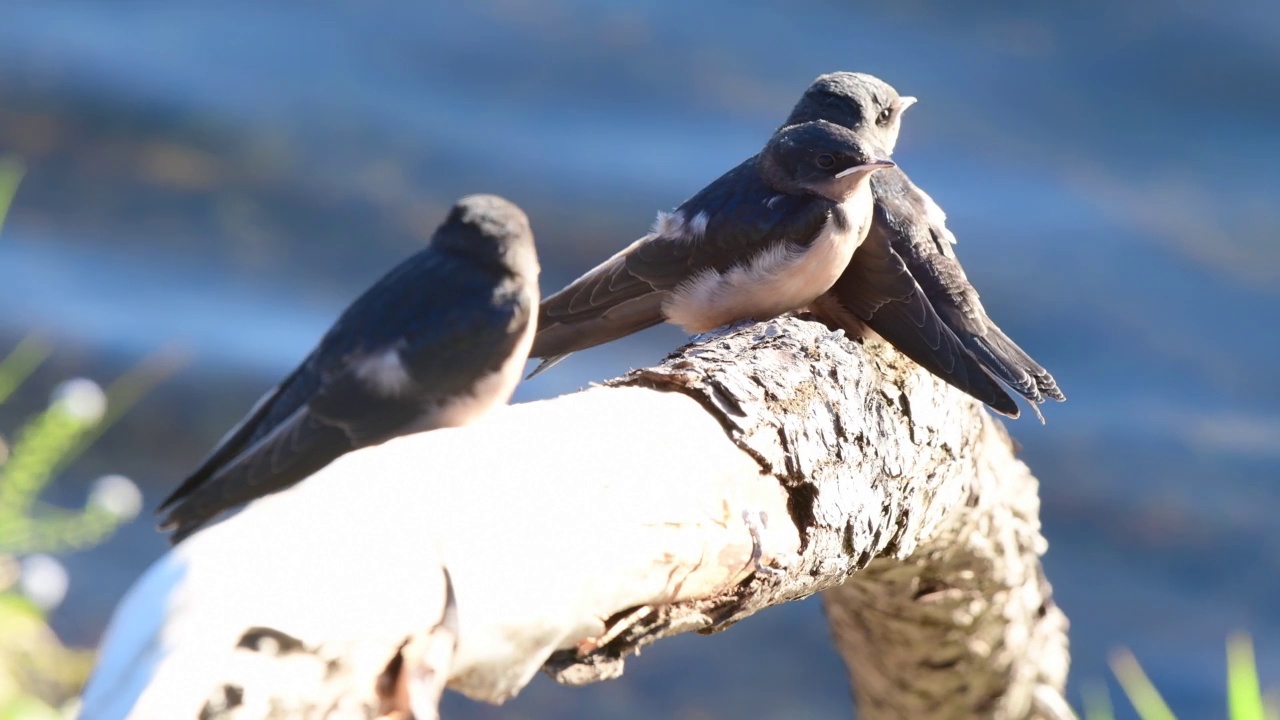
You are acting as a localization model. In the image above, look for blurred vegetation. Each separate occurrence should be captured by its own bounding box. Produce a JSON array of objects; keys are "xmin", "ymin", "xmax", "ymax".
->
[
  {"xmin": 0, "ymin": 158, "xmax": 178, "ymax": 717},
  {"xmin": 1081, "ymin": 634, "xmax": 1277, "ymax": 720}
]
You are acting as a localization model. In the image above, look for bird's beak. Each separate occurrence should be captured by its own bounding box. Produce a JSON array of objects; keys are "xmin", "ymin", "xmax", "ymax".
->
[
  {"xmin": 900, "ymin": 96, "xmax": 918, "ymax": 111},
  {"xmin": 835, "ymin": 158, "xmax": 895, "ymax": 178}
]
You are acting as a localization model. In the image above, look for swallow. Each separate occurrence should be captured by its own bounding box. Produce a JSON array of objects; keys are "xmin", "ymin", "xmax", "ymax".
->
[
  {"xmin": 158, "ymin": 194, "xmax": 540, "ymax": 542},
  {"xmin": 528, "ymin": 120, "xmax": 895, "ymax": 374},
  {"xmin": 787, "ymin": 72, "xmax": 1065, "ymax": 418}
]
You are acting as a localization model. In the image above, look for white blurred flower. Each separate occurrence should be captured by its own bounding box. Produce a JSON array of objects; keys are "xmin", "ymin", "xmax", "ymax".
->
[
  {"xmin": 19, "ymin": 553, "xmax": 69, "ymax": 611},
  {"xmin": 51, "ymin": 377, "xmax": 107, "ymax": 424},
  {"xmin": 90, "ymin": 474, "xmax": 142, "ymax": 521}
]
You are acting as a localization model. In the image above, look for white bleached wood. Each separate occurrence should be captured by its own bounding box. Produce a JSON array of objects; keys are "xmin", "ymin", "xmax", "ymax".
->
[
  {"xmin": 81, "ymin": 315, "xmax": 1068, "ymax": 720},
  {"xmin": 81, "ymin": 385, "xmax": 789, "ymax": 719}
]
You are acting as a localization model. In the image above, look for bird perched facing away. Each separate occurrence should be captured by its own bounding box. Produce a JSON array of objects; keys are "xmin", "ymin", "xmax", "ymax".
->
[
  {"xmin": 788, "ymin": 71, "xmax": 1065, "ymax": 419},
  {"xmin": 158, "ymin": 194, "xmax": 540, "ymax": 542},
  {"xmin": 529, "ymin": 120, "xmax": 894, "ymax": 374}
]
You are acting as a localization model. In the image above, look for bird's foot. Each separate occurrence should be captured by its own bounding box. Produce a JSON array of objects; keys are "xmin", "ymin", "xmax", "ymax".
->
[{"xmin": 691, "ymin": 318, "xmax": 758, "ymax": 344}]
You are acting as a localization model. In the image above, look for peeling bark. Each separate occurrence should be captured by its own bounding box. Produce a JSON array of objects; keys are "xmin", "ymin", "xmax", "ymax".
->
[
  {"xmin": 81, "ymin": 316, "xmax": 1069, "ymax": 720},
  {"xmin": 544, "ymin": 319, "xmax": 1070, "ymax": 720}
]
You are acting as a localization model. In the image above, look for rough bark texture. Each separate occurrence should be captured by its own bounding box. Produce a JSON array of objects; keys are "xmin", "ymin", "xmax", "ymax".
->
[
  {"xmin": 544, "ymin": 318, "xmax": 1071, "ymax": 720},
  {"xmin": 822, "ymin": 419, "xmax": 1072, "ymax": 720},
  {"xmin": 82, "ymin": 316, "xmax": 1071, "ymax": 720}
]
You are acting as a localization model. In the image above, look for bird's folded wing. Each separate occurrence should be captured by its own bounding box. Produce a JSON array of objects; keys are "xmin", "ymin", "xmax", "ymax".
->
[
  {"xmin": 161, "ymin": 253, "xmax": 528, "ymax": 538},
  {"xmin": 157, "ymin": 363, "xmax": 320, "ymax": 514},
  {"xmin": 624, "ymin": 161, "xmax": 831, "ymax": 285},
  {"xmin": 876, "ymin": 171, "xmax": 1063, "ymax": 404},
  {"xmin": 817, "ymin": 222, "xmax": 1021, "ymax": 418},
  {"xmin": 159, "ymin": 406, "xmax": 358, "ymax": 542},
  {"xmin": 158, "ymin": 250, "xmax": 451, "ymax": 515},
  {"xmin": 532, "ymin": 159, "xmax": 830, "ymax": 359}
]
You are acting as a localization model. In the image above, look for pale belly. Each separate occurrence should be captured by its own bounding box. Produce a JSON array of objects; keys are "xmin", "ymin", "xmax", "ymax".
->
[
  {"xmin": 663, "ymin": 188, "xmax": 873, "ymax": 334},
  {"xmin": 430, "ymin": 307, "xmax": 537, "ymax": 429}
]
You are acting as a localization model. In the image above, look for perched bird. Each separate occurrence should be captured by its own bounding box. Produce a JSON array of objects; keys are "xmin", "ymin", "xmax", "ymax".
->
[
  {"xmin": 788, "ymin": 72, "xmax": 1065, "ymax": 418},
  {"xmin": 529, "ymin": 120, "xmax": 894, "ymax": 374},
  {"xmin": 158, "ymin": 194, "xmax": 540, "ymax": 542}
]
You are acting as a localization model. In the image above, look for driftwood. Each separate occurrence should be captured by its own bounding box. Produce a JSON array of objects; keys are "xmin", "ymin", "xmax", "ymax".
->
[{"xmin": 80, "ymin": 316, "xmax": 1070, "ymax": 720}]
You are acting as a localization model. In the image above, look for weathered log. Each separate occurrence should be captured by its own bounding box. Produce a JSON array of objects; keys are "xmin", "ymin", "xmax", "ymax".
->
[{"xmin": 79, "ymin": 316, "xmax": 1070, "ymax": 720}]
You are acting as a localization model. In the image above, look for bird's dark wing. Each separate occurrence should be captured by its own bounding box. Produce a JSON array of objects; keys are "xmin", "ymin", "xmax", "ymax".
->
[
  {"xmin": 871, "ymin": 167, "xmax": 1065, "ymax": 406},
  {"xmin": 160, "ymin": 250, "xmax": 530, "ymax": 541},
  {"xmin": 156, "ymin": 361, "xmax": 322, "ymax": 516},
  {"xmin": 531, "ymin": 159, "xmax": 830, "ymax": 361},
  {"xmin": 306, "ymin": 268, "xmax": 533, "ymax": 445},
  {"xmin": 530, "ymin": 238, "xmax": 669, "ymax": 359},
  {"xmin": 625, "ymin": 161, "xmax": 832, "ymax": 286},
  {"xmin": 814, "ymin": 219, "xmax": 1020, "ymax": 417}
]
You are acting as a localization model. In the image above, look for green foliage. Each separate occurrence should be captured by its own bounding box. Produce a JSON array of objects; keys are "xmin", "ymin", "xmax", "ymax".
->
[
  {"xmin": 0, "ymin": 156, "xmax": 177, "ymax": 716},
  {"xmin": 0, "ymin": 351, "xmax": 179, "ymax": 554},
  {"xmin": 0, "ymin": 338, "xmax": 49, "ymax": 406},
  {"xmin": 0, "ymin": 592, "xmax": 90, "ymax": 719},
  {"xmin": 1082, "ymin": 680, "xmax": 1117, "ymax": 720},
  {"xmin": 1228, "ymin": 633, "xmax": 1268, "ymax": 720},
  {"xmin": 1108, "ymin": 648, "xmax": 1178, "ymax": 720},
  {"xmin": 1081, "ymin": 635, "xmax": 1277, "ymax": 720},
  {"xmin": 0, "ymin": 158, "xmax": 21, "ymax": 233}
]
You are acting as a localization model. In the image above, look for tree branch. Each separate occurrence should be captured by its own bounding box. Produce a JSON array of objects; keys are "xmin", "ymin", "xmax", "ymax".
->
[{"xmin": 80, "ymin": 316, "xmax": 1070, "ymax": 720}]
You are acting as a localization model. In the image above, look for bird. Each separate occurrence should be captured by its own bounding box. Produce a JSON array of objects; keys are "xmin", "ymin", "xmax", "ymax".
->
[
  {"xmin": 527, "ymin": 119, "xmax": 895, "ymax": 375},
  {"xmin": 786, "ymin": 72, "xmax": 1065, "ymax": 418},
  {"xmin": 157, "ymin": 194, "xmax": 541, "ymax": 542}
]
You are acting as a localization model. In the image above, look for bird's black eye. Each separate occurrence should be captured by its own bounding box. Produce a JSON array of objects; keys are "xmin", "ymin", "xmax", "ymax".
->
[
  {"xmin": 877, "ymin": 107, "xmax": 894, "ymax": 126},
  {"xmin": 816, "ymin": 154, "xmax": 836, "ymax": 169}
]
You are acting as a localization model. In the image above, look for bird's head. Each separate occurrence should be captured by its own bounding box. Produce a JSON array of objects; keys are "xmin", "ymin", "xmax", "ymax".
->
[
  {"xmin": 433, "ymin": 194, "xmax": 540, "ymax": 280},
  {"xmin": 782, "ymin": 72, "xmax": 916, "ymax": 157},
  {"xmin": 760, "ymin": 120, "xmax": 895, "ymax": 202}
]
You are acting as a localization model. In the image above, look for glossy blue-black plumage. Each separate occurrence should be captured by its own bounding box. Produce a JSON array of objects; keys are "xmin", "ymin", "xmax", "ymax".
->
[
  {"xmin": 538, "ymin": 160, "xmax": 834, "ymax": 339},
  {"xmin": 628, "ymin": 161, "xmax": 838, "ymax": 286},
  {"xmin": 159, "ymin": 196, "xmax": 537, "ymax": 542},
  {"xmin": 814, "ymin": 199, "xmax": 1021, "ymax": 417},
  {"xmin": 867, "ymin": 169, "xmax": 1063, "ymax": 406},
  {"xmin": 530, "ymin": 120, "xmax": 883, "ymax": 365},
  {"xmin": 786, "ymin": 71, "xmax": 1064, "ymax": 416}
]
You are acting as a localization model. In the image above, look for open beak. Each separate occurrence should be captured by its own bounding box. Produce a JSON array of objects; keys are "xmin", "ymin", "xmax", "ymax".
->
[
  {"xmin": 899, "ymin": 96, "xmax": 918, "ymax": 111},
  {"xmin": 835, "ymin": 158, "xmax": 895, "ymax": 178}
]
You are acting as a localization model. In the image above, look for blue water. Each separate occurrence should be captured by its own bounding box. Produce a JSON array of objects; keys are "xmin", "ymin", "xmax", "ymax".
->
[{"xmin": 1, "ymin": 2, "xmax": 1278, "ymax": 717}]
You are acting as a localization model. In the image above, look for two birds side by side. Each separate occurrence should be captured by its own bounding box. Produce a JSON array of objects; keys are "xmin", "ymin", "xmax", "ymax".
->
[
  {"xmin": 531, "ymin": 72, "xmax": 1063, "ymax": 417},
  {"xmin": 155, "ymin": 71, "xmax": 1064, "ymax": 542}
]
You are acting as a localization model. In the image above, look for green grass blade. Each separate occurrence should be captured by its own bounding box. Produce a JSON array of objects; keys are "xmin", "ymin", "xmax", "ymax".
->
[
  {"xmin": 0, "ymin": 348, "xmax": 185, "ymax": 553},
  {"xmin": 0, "ymin": 337, "xmax": 51, "ymax": 405},
  {"xmin": 1082, "ymin": 681, "xmax": 1116, "ymax": 720},
  {"xmin": 1110, "ymin": 648, "xmax": 1178, "ymax": 720},
  {"xmin": 0, "ymin": 401, "xmax": 99, "ymax": 523},
  {"xmin": 0, "ymin": 503, "xmax": 124, "ymax": 554},
  {"xmin": 1228, "ymin": 633, "xmax": 1266, "ymax": 720},
  {"xmin": 0, "ymin": 156, "xmax": 23, "ymax": 230},
  {"xmin": 53, "ymin": 346, "xmax": 189, "ymax": 478}
]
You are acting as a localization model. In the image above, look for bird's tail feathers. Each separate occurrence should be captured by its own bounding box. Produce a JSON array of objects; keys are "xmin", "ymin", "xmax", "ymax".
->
[
  {"xmin": 159, "ymin": 410, "xmax": 350, "ymax": 543},
  {"xmin": 966, "ymin": 327, "xmax": 1065, "ymax": 410},
  {"xmin": 526, "ymin": 354, "xmax": 571, "ymax": 379},
  {"xmin": 528, "ymin": 292, "xmax": 666, "ymax": 364}
]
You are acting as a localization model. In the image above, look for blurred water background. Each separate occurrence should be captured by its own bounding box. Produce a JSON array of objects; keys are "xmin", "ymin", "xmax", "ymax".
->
[{"xmin": 1, "ymin": 1, "xmax": 1277, "ymax": 717}]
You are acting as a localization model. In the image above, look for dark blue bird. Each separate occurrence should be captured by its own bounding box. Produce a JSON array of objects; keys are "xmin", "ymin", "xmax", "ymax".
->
[
  {"xmin": 529, "ymin": 120, "xmax": 894, "ymax": 374},
  {"xmin": 158, "ymin": 194, "xmax": 540, "ymax": 542},
  {"xmin": 790, "ymin": 72, "xmax": 1065, "ymax": 419}
]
